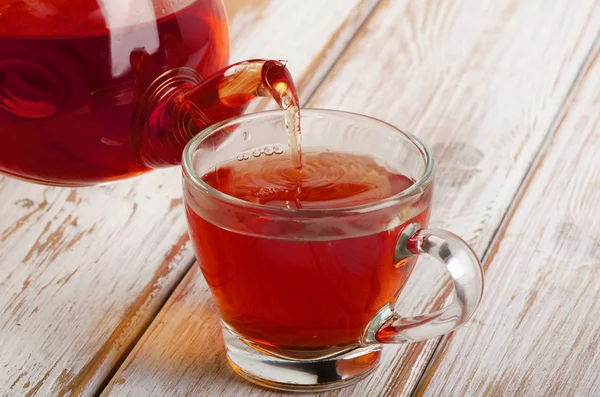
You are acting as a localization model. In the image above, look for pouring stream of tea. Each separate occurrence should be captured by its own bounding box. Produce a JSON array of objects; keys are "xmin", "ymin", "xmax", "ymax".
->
[
  {"xmin": 280, "ymin": 91, "xmax": 302, "ymax": 169},
  {"xmin": 257, "ymin": 63, "xmax": 304, "ymax": 207}
]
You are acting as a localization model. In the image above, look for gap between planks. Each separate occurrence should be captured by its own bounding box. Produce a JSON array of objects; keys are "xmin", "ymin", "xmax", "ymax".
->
[
  {"xmin": 249, "ymin": 0, "xmax": 383, "ymax": 112},
  {"xmin": 92, "ymin": 239, "xmax": 193, "ymax": 397},
  {"xmin": 411, "ymin": 29, "xmax": 600, "ymax": 397}
]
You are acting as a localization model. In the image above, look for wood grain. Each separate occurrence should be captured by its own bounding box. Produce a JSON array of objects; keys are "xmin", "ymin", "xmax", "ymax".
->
[
  {"xmin": 415, "ymin": 36, "xmax": 600, "ymax": 397},
  {"xmin": 102, "ymin": 0, "xmax": 600, "ymax": 396},
  {"xmin": 0, "ymin": 1, "xmax": 372, "ymax": 395},
  {"xmin": 225, "ymin": 0, "xmax": 379, "ymax": 100}
]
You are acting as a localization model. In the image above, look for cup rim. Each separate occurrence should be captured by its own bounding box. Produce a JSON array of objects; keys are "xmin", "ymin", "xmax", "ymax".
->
[{"xmin": 182, "ymin": 108, "xmax": 434, "ymax": 216}]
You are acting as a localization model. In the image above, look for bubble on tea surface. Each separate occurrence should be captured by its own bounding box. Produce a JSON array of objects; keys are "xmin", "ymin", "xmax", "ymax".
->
[
  {"xmin": 264, "ymin": 146, "xmax": 274, "ymax": 156},
  {"xmin": 252, "ymin": 149, "xmax": 261, "ymax": 157},
  {"xmin": 236, "ymin": 154, "xmax": 244, "ymax": 161},
  {"xmin": 274, "ymin": 146, "xmax": 284, "ymax": 154},
  {"xmin": 243, "ymin": 153, "xmax": 250, "ymax": 160}
]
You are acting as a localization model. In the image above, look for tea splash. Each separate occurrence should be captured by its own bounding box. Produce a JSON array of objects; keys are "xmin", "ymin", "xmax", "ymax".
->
[{"xmin": 205, "ymin": 150, "xmax": 412, "ymax": 209}]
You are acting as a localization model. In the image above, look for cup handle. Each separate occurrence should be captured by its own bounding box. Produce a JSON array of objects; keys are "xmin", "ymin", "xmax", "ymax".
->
[{"xmin": 361, "ymin": 224, "xmax": 484, "ymax": 345}]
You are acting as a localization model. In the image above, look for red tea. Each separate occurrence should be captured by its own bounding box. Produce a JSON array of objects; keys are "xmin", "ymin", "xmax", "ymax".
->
[
  {"xmin": 0, "ymin": 0, "xmax": 229, "ymax": 184},
  {"xmin": 186, "ymin": 151, "xmax": 430, "ymax": 350}
]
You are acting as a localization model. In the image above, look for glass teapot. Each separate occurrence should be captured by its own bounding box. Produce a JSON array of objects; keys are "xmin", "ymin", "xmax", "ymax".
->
[{"xmin": 0, "ymin": 0, "xmax": 296, "ymax": 186}]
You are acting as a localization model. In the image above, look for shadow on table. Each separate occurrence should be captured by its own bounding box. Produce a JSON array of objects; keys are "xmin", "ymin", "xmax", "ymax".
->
[{"xmin": 110, "ymin": 273, "xmax": 257, "ymax": 395}]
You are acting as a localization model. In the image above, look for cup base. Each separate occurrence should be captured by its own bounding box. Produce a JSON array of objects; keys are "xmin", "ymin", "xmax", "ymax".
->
[{"xmin": 222, "ymin": 325, "xmax": 382, "ymax": 392}]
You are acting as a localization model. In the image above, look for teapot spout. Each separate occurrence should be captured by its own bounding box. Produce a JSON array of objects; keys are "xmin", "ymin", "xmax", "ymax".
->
[{"xmin": 132, "ymin": 60, "xmax": 297, "ymax": 169}]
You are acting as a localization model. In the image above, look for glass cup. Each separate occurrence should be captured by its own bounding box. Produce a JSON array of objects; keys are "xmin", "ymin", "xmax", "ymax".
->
[{"xmin": 182, "ymin": 109, "xmax": 484, "ymax": 392}]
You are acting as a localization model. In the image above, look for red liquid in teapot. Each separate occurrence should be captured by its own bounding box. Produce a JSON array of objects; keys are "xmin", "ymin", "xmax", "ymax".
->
[
  {"xmin": 185, "ymin": 151, "xmax": 430, "ymax": 349},
  {"xmin": 0, "ymin": 0, "xmax": 229, "ymax": 185}
]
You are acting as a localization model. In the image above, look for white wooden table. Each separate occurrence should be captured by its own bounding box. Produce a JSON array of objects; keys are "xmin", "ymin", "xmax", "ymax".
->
[{"xmin": 2, "ymin": 1, "xmax": 600, "ymax": 396}]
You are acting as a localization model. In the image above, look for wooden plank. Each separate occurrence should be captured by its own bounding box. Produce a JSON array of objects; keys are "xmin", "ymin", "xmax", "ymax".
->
[
  {"xmin": 225, "ymin": 0, "xmax": 381, "ymax": 101},
  {"xmin": 415, "ymin": 38, "xmax": 600, "ymax": 397},
  {"xmin": 102, "ymin": 0, "xmax": 600, "ymax": 396},
  {"xmin": 0, "ymin": 1, "xmax": 373, "ymax": 395}
]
